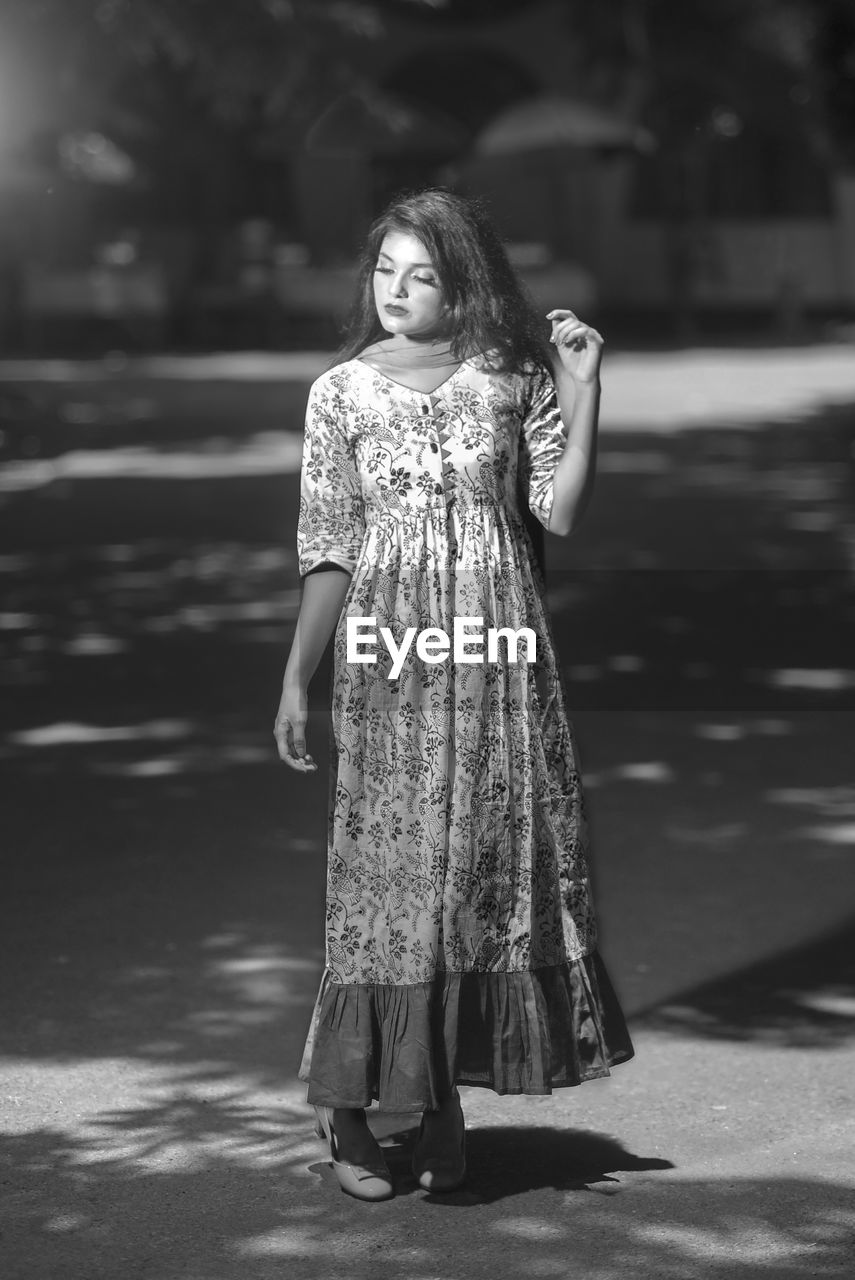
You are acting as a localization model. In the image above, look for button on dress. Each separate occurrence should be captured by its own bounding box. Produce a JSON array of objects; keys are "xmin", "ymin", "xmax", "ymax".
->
[{"xmin": 296, "ymin": 354, "xmax": 633, "ymax": 1111}]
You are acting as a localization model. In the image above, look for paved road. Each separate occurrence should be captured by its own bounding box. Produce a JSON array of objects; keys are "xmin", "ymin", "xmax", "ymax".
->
[{"xmin": 1, "ymin": 344, "xmax": 854, "ymax": 1278}]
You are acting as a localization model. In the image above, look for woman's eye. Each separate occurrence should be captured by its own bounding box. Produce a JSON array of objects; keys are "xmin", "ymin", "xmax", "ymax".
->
[{"xmin": 373, "ymin": 264, "xmax": 438, "ymax": 287}]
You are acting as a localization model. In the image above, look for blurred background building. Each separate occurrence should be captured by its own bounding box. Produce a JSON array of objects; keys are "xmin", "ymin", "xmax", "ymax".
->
[{"xmin": 1, "ymin": 0, "xmax": 854, "ymax": 350}]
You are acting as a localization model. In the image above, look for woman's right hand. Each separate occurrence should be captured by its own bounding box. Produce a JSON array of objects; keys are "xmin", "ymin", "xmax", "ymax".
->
[
  {"xmin": 273, "ymin": 682, "xmax": 316, "ymax": 772},
  {"xmin": 274, "ymin": 566, "xmax": 350, "ymax": 773}
]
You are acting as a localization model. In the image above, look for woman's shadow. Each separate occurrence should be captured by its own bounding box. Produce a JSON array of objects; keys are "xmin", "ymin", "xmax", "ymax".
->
[{"xmin": 375, "ymin": 1120, "xmax": 674, "ymax": 1203}]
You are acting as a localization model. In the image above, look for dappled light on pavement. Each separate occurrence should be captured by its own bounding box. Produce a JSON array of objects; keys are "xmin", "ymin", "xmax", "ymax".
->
[
  {"xmin": 766, "ymin": 666, "xmax": 855, "ymax": 691},
  {"xmin": 2, "ymin": 342, "xmax": 855, "ymax": 1280},
  {"xmin": 0, "ymin": 432, "xmax": 305, "ymax": 493}
]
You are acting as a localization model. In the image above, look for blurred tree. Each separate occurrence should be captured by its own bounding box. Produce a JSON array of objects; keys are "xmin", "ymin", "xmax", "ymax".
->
[
  {"xmin": 7, "ymin": 1, "xmax": 848, "ymax": 179},
  {"xmin": 1, "ymin": 0, "xmax": 440, "ymax": 224},
  {"xmin": 6, "ymin": 1, "xmax": 391, "ymax": 129},
  {"xmin": 4, "ymin": 0, "xmax": 852, "ymax": 306},
  {"xmin": 809, "ymin": 0, "xmax": 855, "ymax": 170},
  {"xmin": 550, "ymin": 0, "xmax": 844, "ymax": 337}
]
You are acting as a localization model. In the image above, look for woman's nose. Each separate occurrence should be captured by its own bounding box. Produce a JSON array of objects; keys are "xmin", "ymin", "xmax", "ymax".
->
[{"xmin": 389, "ymin": 273, "xmax": 408, "ymax": 297}]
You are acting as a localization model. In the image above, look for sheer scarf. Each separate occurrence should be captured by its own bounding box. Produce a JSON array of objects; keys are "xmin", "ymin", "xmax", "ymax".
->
[{"xmin": 356, "ymin": 335, "xmax": 462, "ymax": 391}]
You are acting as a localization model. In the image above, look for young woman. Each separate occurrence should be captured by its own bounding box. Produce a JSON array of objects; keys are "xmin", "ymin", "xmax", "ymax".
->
[{"xmin": 275, "ymin": 188, "xmax": 633, "ymax": 1201}]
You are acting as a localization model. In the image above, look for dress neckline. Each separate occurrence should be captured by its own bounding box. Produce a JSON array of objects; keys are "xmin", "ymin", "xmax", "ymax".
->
[{"xmin": 354, "ymin": 356, "xmax": 466, "ymax": 397}]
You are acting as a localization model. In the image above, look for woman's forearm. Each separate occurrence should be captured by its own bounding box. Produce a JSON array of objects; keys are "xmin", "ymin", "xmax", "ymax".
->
[
  {"xmin": 549, "ymin": 371, "xmax": 601, "ymax": 537},
  {"xmin": 283, "ymin": 567, "xmax": 351, "ymax": 690}
]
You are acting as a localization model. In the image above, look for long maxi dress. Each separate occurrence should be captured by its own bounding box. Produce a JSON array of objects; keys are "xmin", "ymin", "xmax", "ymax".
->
[{"xmin": 296, "ymin": 352, "xmax": 633, "ymax": 1112}]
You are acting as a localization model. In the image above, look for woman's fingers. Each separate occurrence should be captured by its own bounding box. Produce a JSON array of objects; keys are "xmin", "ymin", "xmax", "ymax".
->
[
  {"xmin": 274, "ymin": 683, "xmax": 316, "ymax": 772},
  {"xmin": 274, "ymin": 715, "xmax": 316, "ymax": 771},
  {"xmin": 547, "ymin": 310, "xmax": 605, "ymax": 381},
  {"xmin": 550, "ymin": 320, "xmax": 603, "ymax": 348},
  {"xmin": 551, "ymin": 324, "xmax": 587, "ymax": 347},
  {"xmin": 551, "ymin": 322, "xmax": 585, "ymax": 344},
  {"xmin": 291, "ymin": 720, "xmax": 313, "ymax": 765},
  {"xmin": 553, "ymin": 318, "xmax": 597, "ymax": 339},
  {"xmin": 273, "ymin": 718, "xmax": 291, "ymax": 764},
  {"xmin": 547, "ymin": 310, "xmax": 603, "ymax": 345}
]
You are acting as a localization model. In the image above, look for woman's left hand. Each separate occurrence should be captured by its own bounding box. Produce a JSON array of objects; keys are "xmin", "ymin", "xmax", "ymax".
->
[{"xmin": 547, "ymin": 310, "xmax": 604, "ymax": 383}]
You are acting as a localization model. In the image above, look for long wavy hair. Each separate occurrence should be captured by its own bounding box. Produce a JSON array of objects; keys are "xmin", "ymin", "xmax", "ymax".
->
[
  {"xmin": 333, "ymin": 188, "xmax": 552, "ymax": 576},
  {"xmin": 334, "ymin": 188, "xmax": 551, "ymax": 370}
]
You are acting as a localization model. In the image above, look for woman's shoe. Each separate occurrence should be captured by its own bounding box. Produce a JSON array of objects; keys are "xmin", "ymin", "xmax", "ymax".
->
[
  {"xmin": 412, "ymin": 1089, "xmax": 467, "ymax": 1191},
  {"xmin": 314, "ymin": 1106, "xmax": 395, "ymax": 1202}
]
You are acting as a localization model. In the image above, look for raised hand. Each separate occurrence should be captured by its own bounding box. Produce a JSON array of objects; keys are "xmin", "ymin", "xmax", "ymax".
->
[{"xmin": 547, "ymin": 309, "xmax": 604, "ymax": 384}]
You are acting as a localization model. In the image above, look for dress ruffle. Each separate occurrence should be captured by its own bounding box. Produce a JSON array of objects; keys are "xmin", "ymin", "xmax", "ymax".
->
[{"xmin": 298, "ymin": 953, "xmax": 634, "ymax": 1112}]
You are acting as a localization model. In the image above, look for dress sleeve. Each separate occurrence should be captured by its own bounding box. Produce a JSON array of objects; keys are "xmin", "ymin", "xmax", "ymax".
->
[
  {"xmin": 296, "ymin": 374, "xmax": 366, "ymax": 578},
  {"xmin": 518, "ymin": 363, "xmax": 568, "ymax": 531}
]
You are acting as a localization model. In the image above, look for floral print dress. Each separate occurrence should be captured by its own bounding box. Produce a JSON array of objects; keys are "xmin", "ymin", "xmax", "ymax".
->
[{"xmin": 296, "ymin": 355, "xmax": 633, "ymax": 1111}]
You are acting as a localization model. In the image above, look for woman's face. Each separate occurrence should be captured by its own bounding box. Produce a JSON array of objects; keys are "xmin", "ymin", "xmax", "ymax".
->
[{"xmin": 372, "ymin": 231, "xmax": 449, "ymax": 340}]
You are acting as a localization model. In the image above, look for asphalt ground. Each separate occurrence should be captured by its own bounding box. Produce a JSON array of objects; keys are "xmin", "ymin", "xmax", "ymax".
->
[{"xmin": 1, "ymin": 342, "xmax": 854, "ymax": 1279}]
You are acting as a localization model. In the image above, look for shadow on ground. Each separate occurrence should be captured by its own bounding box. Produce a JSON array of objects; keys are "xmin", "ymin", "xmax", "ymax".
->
[
  {"xmin": 638, "ymin": 913, "xmax": 855, "ymax": 1046},
  {"xmin": 3, "ymin": 1115, "xmax": 853, "ymax": 1280}
]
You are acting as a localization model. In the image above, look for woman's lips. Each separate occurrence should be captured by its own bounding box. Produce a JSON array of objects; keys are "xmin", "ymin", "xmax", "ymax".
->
[{"xmin": 384, "ymin": 304, "xmax": 408, "ymax": 315}]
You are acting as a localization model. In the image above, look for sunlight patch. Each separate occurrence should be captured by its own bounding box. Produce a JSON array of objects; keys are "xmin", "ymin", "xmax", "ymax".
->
[
  {"xmin": 0, "ymin": 432, "xmax": 303, "ymax": 491},
  {"xmin": 746, "ymin": 718, "xmax": 793, "ymax": 736},
  {"xmin": 0, "ymin": 351, "xmax": 332, "ymax": 381},
  {"xmin": 602, "ymin": 343, "xmax": 855, "ymax": 432},
  {"xmin": 695, "ymin": 723, "xmax": 745, "ymax": 741},
  {"xmin": 45, "ymin": 1213, "xmax": 89, "ymax": 1233},
  {"xmin": 766, "ymin": 667, "xmax": 855, "ymax": 691},
  {"xmin": 62, "ymin": 632, "xmax": 128, "ymax": 656},
  {"xmin": 493, "ymin": 1218, "xmax": 566, "ymax": 1241},
  {"xmin": 111, "ymin": 757, "xmax": 185, "ymax": 778},
  {"xmin": 764, "ymin": 786, "xmax": 855, "ymax": 817},
  {"xmin": 613, "ymin": 761, "xmax": 675, "ymax": 783},
  {"xmin": 798, "ymin": 822, "xmax": 855, "ymax": 846},
  {"xmin": 210, "ymin": 956, "xmax": 319, "ymax": 975},
  {"xmin": 8, "ymin": 719, "xmax": 190, "ymax": 747},
  {"xmin": 635, "ymin": 1215, "xmax": 852, "ymax": 1264},
  {"xmin": 792, "ymin": 992, "xmax": 855, "ymax": 1017},
  {"xmin": 0, "ymin": 612, "xmax": 40, "ymax": 630},
  {"xmin": 232, "ymin": 1228, "xmax": 341, "ymax": 1259},
  {"xmin": 6, "ymin": 346, "xmax": 855, "ymax": 436},
  {"xmin": 168, "ymin": 596, "xmax": 300, "ymax": 627}
]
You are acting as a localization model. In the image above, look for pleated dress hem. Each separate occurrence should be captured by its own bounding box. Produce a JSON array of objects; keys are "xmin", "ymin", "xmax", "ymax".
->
[{"xmin": 298, "ymin": 952, "xmax": 634, "ymax": 1113}]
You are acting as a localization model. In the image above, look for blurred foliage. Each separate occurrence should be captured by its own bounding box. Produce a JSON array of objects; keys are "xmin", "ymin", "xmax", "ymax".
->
[
  {"xmin": 5, "ymin": 0, "xmax": 853, "ymax": 162},
  {"xmin": 3, "ymin": 0, "xmax": 854, "ymax": 232},
  {"xmin": 810, "ymin": 0, "xmax": 855, "ymax": 167},
  {"xmin": 4, "ymin": 0, "xmax": 406, "ymax": 136},
  {"xmin": 554, "ymin": 0, "xmax": 841, "ymax": 158},
  {"xmin": 542, "ymin": 0, "xmax": 855, "ymax": 336},
  {"xmin": 0, "ymin": 0, "xmax": 444, "ymax": 221}
]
